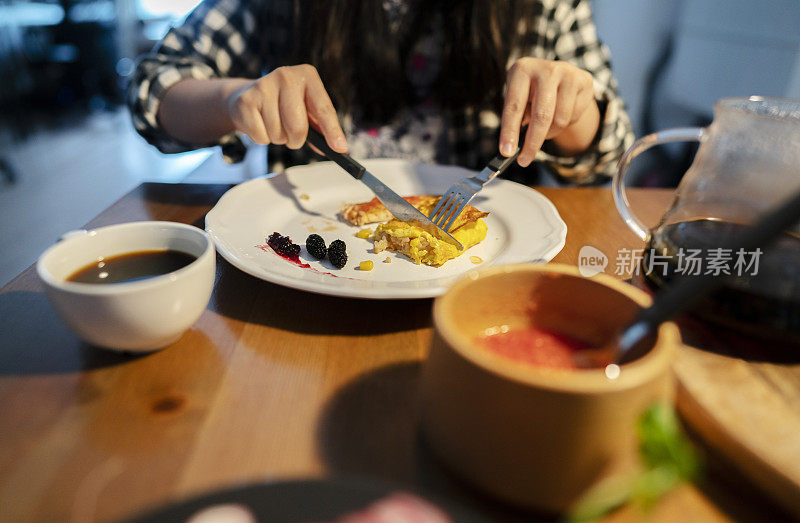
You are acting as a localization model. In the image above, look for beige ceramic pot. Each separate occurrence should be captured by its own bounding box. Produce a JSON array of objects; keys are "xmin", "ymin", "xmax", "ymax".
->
[{"xmin": 420, "ymin": 264, "xmax": 679, "ymax": 513}]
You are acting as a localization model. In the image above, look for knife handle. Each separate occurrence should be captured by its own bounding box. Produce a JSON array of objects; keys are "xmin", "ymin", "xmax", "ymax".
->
[{"xmin": 306, "ymin": 128, "xmax": 365, "ymax": 180}]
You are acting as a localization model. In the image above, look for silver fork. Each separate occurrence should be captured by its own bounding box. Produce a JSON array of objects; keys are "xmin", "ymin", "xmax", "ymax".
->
[{"xmin": 428, "ymin": 148, "xmax": 521, "ymax": 232}]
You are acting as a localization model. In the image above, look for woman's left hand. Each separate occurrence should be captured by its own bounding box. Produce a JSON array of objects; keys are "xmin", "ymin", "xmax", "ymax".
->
[{"xmin": 499, "ymin": 57, "xmax": 601, "ymax": 167}]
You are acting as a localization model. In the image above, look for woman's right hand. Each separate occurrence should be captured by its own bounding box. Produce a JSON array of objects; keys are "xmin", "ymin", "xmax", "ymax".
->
[{"xmin": 226, "ymin": 64, "xmax": 348, "ymax": 153}]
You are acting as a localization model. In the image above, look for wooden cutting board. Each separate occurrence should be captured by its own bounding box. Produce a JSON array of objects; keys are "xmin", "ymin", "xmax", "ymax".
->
[{"xmin": 672, "ymin": 317, "xmax": 800, "ymax": 518}]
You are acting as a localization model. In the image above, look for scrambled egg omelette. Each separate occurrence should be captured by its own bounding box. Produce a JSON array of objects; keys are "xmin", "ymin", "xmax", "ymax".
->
[{"xmin": 368, "ymin": 196, "xmax": 489, "ymax": 266}]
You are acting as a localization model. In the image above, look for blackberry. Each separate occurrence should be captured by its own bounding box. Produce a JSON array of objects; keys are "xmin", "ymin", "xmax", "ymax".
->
[
  {"xmin": 328, "ymin": 239, "xmax": 347, "ymax": 268},
  {"xmin": 267, "ymin": 232, "xmax": 300, "ymax": 258},
  {"xmin": 328, "ymin": 239, "xmax": 346, "ymax": 254},
  {"xmin": 306, "ymin": 234, "xmax": 327, "ymax": 260}
]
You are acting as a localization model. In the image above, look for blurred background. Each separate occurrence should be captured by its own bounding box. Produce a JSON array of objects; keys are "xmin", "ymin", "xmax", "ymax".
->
[{"xmin": 1, "ymin": 0, "xmax": 800, "ymax": 285}]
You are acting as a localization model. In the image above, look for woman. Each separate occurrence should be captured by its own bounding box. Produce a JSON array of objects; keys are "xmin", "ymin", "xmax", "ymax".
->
[{"xmin": 129, "ymin": 0, "xmax": 633, "ymax": 184}]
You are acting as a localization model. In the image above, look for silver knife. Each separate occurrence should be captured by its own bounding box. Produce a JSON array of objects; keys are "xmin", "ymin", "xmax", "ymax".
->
[{"xmin": 306, "ymin": 128, "xmax": 464, "ymax": 250}]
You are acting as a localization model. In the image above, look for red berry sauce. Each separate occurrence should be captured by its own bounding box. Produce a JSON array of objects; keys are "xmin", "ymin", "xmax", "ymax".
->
[{"xmin": 478, "ymin": 326, "xmax": 599, "ymax": 370}]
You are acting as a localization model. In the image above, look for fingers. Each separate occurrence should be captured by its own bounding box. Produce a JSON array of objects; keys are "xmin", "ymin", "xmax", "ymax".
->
[
  {"xmin": 499, "ymin": 66, "xmax": 530, "ymax": 157},
  {"xmin": 229, "ymin": 88, "xmax": 270, "ymax": 145},
  {"xmin": 304, "ymin": 70, "xmax": 348, "ymax": 153},
  {"xmin": 548, "ymin": 77, "xmax": 578, "ymax": 139},
  {"xmin": 520, "ymin": 104, "xmax": 532, "ymax": 127},
  {"xmin": 502, "ymin": 59, "xmax": 598, "ymax": 167},
  {"xmin": 229, "ymin": 65, "xmax": 346, "ymax": 151},
  {"xmin": 237, "ymin": 105, "xmax": 270, "ymax": 145},
  {"xmin": 257, "ymin": 81, "xmax": 284, "ymax": 145},
  {"xmin": 518, "ymin": 75, "xmax": 558, "ymax": 167},
  {"xmin": 278, "ymin": 83, "xmax": 308, "ymax": 149},
  {"xmin": 572, "ymin": 82, "xmax": 594, "ymax": 123}
]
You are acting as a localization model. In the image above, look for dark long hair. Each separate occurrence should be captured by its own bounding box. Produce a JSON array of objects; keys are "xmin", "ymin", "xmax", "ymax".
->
[{"xmin": 293, "ymin": 0, "xmax": 537, "ymax": 124}]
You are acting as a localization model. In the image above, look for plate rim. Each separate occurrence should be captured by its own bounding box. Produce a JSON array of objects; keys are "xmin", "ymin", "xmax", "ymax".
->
[
  {"xmin": 205, "ymin": 160, "xmax": 567, "ymax": 299},
  {"xmin": 129, "ymin": 476, "xmax": 491, "ymax": 522}
]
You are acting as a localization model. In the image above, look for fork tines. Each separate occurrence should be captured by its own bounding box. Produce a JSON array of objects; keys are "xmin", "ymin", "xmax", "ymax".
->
[
  {"xmin": 429, "ymin": 149, "xmax": 520, "ymax": 234},
  {"xmin": 429, "ymin": 187, "xmax": 470, "ymax": 233}
]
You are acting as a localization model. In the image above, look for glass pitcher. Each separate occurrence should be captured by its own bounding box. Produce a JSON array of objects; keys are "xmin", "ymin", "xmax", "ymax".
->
[{"xmin": 613, "ymin": 97, "xmax": 800, "ymax": 341}]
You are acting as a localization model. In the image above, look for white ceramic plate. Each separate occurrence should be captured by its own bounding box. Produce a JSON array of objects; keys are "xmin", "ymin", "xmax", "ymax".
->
[{"xmin": 205, "ymin": 159, "xmax": 566, "ymax": 299}]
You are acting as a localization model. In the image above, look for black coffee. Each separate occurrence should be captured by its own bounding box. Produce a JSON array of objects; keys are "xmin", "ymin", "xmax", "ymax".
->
[
  {"xmin": 643, "ymin": 218, "xmax": 800, "ymax": 340},
  {"xmin": 67, "ymin": 249, "xmax": 196, "ymax": 284}
]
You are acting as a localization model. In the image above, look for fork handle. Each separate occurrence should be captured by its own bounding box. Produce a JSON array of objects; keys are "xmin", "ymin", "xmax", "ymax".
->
[{"xmin": 479, "ymin": 149, "xmax": 521, "ymax": 183}]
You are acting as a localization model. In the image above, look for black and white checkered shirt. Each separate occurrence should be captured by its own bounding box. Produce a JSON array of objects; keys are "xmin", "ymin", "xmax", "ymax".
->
[{"xmin": 129, "ymin": 0, "xmax": 634, "ymax": 184}]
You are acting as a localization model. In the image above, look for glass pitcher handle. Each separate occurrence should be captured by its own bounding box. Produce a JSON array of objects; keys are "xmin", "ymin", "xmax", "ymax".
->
[{"xmin": 612, "ymin": 127, "xmax": 706, "ymax": 241}]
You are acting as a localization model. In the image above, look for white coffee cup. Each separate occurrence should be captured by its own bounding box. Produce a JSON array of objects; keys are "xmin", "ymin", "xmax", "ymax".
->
[{"xmin": 36, "ymin": 221, "xmax": 215, "ymax": 352}]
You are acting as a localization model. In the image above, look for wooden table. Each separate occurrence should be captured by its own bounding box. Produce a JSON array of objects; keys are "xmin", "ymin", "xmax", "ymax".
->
[{"xmin": 0, "ymin": 183, "xmax": 792, "ymax": 522}]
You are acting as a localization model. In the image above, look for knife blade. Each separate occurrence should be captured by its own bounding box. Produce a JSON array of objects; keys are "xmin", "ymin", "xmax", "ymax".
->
[{"xmin": 306, "ymin": 128, "xmax": 464, "ymax": 250}]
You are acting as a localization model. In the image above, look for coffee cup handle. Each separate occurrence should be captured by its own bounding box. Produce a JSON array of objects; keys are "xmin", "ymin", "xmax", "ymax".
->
[{"xmin": 612, "ymin": 127, "xmax": 706, "ymax": 241}]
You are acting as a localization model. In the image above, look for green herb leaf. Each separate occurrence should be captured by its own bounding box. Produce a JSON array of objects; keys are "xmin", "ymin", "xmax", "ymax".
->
[
  {"xmin": 630, "ymin": 466, "xmax": 681, "ymax": 509},
  {"xmin": 638, "ymin": 402, "xmax": 701, "ymax": 482},
  {"xmin": 565, "ymin": 475, "xmax": 637, "ymax": 523},
  {"xmin": 564, "ymin": 402, "xmax": 702, "ymax": 522}
]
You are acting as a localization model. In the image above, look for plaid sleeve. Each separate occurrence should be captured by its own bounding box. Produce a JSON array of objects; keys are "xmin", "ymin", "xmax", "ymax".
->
[
  {"xmin": 535, "ymin": 0, "xmax": 634, "ymax": 184},
  {"xmin": 128, "ymin": 0, "xmax": 266, "ymax": 161}
]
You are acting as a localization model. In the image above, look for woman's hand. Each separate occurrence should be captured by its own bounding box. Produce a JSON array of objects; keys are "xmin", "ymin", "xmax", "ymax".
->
[
  {"xmin": 499, "ymin": 58, "xmax": 600, "ymax": 167},
  {"xmin": 227, "ymin": 64, "xmax": 348, "ymax": 153}
]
